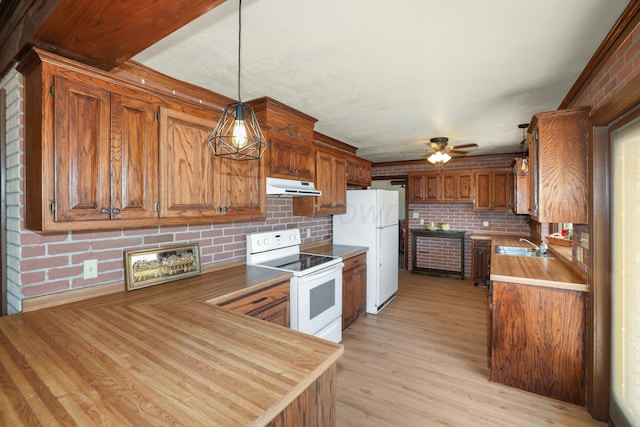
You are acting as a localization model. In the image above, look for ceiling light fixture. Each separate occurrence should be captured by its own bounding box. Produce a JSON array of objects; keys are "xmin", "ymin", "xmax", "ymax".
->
[
  {"xmin": 427, "ymin": 150, "xmax": 452, "ymax": 164},
  {"xmin": 518, "ymin": 123, "xmax": 529, "ymax": 173},
  {"xmin": 208, "ymin": 0, "xmax": 267, "ymax": 161}
]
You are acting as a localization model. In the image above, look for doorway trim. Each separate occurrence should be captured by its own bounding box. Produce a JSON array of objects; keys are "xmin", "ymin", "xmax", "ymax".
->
[
  {"xmin": 1, "ymin": 88, "xmax": 6, "ymax": 316},
  {"xmin": 588, "ymin": 70, "xmax": 640, "ymax": 420}
]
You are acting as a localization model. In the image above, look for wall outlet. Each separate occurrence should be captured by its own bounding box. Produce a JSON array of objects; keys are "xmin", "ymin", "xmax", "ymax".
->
[
  {"xmin": 483, "ymin": 221, "xmax": 489, "ymax": 227},
  {"xmin": 306, "ymin": 228, "xmax": 311, "ymax": 238},
  {"xmin": 83, "ymin": 259, "xmax": 98, "ymax": 280},
  {"xmin": 412, "ymin": 212, "xmax": 420, "ymax": 219},
  {"xmin": 576, "ymin": 247, "xmax": 584, "ymax": 263},
  {"xmin": 420, "ymin": 219, "xmax": 424, "ymax": 225}
]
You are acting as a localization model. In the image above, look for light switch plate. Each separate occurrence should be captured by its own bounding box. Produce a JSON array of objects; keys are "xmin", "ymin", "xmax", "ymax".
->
[
  {"xmin": 83, "ymin": 259, "xmax": 98, "ymax": 280},
  {"xmin": 412, "ymin": 212, "xmax": 419, "ymax": 219}
]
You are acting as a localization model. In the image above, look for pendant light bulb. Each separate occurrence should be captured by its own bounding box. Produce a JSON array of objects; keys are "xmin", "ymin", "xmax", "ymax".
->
[{"xmin": 232, "ymin": 104, "xmax": 248, "ymax": 149}]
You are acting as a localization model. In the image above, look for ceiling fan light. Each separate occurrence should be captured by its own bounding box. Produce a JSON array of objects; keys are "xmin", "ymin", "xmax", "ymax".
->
[{"xmin": 442, "ymin": 152, "xmax": 452, "ymax": 163}]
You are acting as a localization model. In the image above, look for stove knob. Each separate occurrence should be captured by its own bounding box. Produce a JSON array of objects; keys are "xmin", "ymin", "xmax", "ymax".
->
[
  {"xmin": 256, "ymin": 240, "xmax": 261, "ymax": 246},
  {"xmin": 263, "ymin": 239, "xmax": 269, "ymax": 245}
]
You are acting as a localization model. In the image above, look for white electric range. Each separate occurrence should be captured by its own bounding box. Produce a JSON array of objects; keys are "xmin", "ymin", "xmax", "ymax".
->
[{"xmin": 246, "ymin": 228, "xmax": 343, "ymax": 343}]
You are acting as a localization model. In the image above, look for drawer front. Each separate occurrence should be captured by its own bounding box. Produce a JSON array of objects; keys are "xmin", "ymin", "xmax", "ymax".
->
[
  {"xmin": 343, "ymin": 254, "xmax": 366, "ymax": 272},
  {"xmin": 219, "ymin": 282, "xmax": 290, "ymax": 315}
]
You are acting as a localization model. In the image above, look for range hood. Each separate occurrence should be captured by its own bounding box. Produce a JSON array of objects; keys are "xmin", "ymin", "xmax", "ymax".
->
[{"xmin": 266, "ymin": 177, "xmax": 321, "ymax": 197}]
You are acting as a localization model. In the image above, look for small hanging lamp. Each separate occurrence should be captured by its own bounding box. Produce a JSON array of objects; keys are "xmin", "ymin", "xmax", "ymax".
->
[
  {"xmin": 208, "ymin": 0, "xmax": 267, "ymax": 161},
  {"xmin": 518, "ymin": 123, "xmax": 529, "ymax": 173}
]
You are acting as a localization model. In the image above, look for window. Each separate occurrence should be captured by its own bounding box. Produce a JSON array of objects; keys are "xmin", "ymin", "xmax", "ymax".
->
[{"xmin": 611, "ymin": 117, "xmax": 640, "ymax": 426}]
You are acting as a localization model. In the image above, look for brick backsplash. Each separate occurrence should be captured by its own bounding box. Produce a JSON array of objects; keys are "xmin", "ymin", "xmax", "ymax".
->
[{"xmin": 406, "ymin": 203, "xmax": 530, "ymax": 277}]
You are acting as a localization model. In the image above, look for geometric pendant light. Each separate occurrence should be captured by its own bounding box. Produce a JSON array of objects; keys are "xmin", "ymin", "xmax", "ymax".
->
[{"xmin": 208, "ymin": 0, "xmax": 268, "ymax": 160}]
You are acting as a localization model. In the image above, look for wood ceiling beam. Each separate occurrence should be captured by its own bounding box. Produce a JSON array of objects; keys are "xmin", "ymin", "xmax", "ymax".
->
[{"xmin": 0, "ymin": 0, "xmax": 226, "ymax": 76}]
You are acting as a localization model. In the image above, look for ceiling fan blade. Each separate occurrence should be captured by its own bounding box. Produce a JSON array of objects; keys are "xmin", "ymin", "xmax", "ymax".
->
[{"xmin": 449, "ymin": 143, "xmax": 479, "ymax": 151}]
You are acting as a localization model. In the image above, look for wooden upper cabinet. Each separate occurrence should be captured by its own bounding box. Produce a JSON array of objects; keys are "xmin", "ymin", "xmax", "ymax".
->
[
  {"xmin": 474, "ymin": 169, "xmax": 510, "ymax": 211},
  {"xmin": 19, "ymin": 50, "xmax": 162, "ymax": 231},
  {"xmin": 346, "ymin": 156, "xmax": 372, "ymax": 187},
  {"xmin": 442, "ymin": 171, "xmax": 473, "ymax": 202},
  {"xmin": 110, "ymin": 93, "xmax": 159, "ymax": 221},
  {"xmin": 269, "ymin": 137, "xmax": 315, "ymax": 181},
  {"xmin": 408, "ymin": 172, "xmax": 441, "ymax": 202},
  {"xmin": 293, "ymin": 149, "xmax": 346, "ymax": 216},
  {"xmin": 158, "ymin": 106, "xmax": 266, "ymax": 222},
  {"xmin": 248, "ymin": 97, "xmax": 317, "ymax": 182},
  {"xmin": 159, "ymin": 106, "xmax": 218, "ymax": 219},
  {"xmin": 527, "ymin": 108, "xmax": 589, "ymax": 224},
  {"xmin": 409, "ymin": 171, "xmax": 472, "ymax": 203},
  {"xmin": 18, "ymin": 48, "xmax": 266, "ymax": 231}
]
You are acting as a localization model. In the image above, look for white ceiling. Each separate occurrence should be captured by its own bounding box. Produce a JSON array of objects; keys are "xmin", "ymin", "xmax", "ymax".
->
[{"xmin": 134, "ymin": 0, "xmax": 630, "ymax": 163}]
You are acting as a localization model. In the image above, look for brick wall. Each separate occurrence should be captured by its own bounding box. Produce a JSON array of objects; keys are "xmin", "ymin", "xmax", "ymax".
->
[
  {"xmin": 373, "ymin": 154, "xmax": 531, "ymax": 276},
  {"xmin": 0, "ymin": 69, "xmax": 330, "ymax": 313}
]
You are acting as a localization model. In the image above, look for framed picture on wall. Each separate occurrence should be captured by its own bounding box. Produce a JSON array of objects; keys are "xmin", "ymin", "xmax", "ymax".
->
[{"xmin": 124, "ymin": 244, "xmax": 201, "ymax": 291}]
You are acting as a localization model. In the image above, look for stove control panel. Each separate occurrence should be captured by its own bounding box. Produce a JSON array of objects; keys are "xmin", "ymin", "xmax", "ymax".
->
[{"xmin": 247, "ymin": 228, "xmax": 301, "ymax": 254}]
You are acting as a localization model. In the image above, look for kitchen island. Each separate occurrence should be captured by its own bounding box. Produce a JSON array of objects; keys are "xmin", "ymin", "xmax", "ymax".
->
[
  {"xmin": 0, "ymin": 264, "xmax": 343, "ymax": 426},
  {"xmin": 487, "ymin": 235, "xmax": 587, "ymax": 405}
]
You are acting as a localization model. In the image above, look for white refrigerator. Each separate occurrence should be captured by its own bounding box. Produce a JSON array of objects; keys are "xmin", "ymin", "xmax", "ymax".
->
[{"xmin": 333, "ymin": 189, "xmax": 399, "ymax": 314}]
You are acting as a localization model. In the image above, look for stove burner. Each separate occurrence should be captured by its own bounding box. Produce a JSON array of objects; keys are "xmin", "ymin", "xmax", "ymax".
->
[{"xmin": 259, "ymin": 253, "xmax": 338, "ymax": 272}]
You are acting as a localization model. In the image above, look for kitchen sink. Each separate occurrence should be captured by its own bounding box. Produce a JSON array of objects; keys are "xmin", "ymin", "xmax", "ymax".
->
[{"xmin": 494, "ymin": 245, "xmax": 555, "ymax": 259}]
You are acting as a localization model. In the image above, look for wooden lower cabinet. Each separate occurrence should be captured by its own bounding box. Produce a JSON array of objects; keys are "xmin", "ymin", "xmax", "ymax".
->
[
  {"xmin": 217, "ymin": 281, "xmax": 290, "ymax": 328},
  {"xmin": 471, "ymin": 239, "xmax": 491, "ymax": 287},
  {"xmin": 268, "ymin": 364, "xmax": 336, "ymax": 426},
  {"xmin": 342, "ymin": 254, "xmax": 367, "ymax": 329},
  {"xmin": 490, "ymin": 281, "xmax": 586, "ymax": 405}
]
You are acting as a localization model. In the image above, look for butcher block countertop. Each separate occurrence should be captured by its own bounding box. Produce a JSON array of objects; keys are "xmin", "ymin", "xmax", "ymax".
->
[
  {"xmin": 0, "ymin": 264, "xmax": 343, "ymax": 426},
  {"xmin": 487, "ymin": 235, "xmax": 588, "ymax": 292}
]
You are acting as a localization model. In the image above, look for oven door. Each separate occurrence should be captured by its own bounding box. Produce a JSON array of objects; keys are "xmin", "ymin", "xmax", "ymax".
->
[{"xmin": 291, "ymin": 262, "xmax": 343, "ymax": 340}]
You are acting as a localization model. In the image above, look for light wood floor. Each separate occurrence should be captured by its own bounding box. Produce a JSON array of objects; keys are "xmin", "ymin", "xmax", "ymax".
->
[{"xmin": 335, "ymin": 270, "xmax": 606, "ymax": 427}]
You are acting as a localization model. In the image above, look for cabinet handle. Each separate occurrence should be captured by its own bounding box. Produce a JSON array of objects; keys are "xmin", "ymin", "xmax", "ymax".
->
[
  {"xmin": 252, "ymin": 297, "xmax": 268, "ymax": 305},
  {"xmin": 112, "ymin": 208, "xmax": 121, "ymax": 214},
  {"xmin": 101, "ymin": 208, "xmax": 110, "ymax": 214}
]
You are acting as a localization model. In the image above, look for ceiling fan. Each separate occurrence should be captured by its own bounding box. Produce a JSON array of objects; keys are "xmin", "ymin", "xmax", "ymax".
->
[{"xmin": 425, "ymin": 137, "xmax": 479, "ymax": 164}]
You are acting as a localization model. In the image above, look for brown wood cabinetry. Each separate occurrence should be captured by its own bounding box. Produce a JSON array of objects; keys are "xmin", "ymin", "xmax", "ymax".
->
[
  {"xmin": 408, "ymin": 172, "xmax": 440, "ymax": 202},
  {"xmin": 159, "ymin": 106, "xmax": 265, "ymax": 221},
  {"xmin": 510, "ymin": 158, "xmax": 530, "ymax": 214},
  {"xmin": 346, "ymin": 156, "xmax": 372, "ymax": 187},
  {"xmin": 527, "ymin": 107, "xmax": 588, "ymax": 224},
  {"xmin": 342, "ymin": 253, "xmax": 367, "ymax": 329},
  {"xmin": 471, "ymin": 239, "xmax": 491, "ymax": 287},
  {"xmin": 410, "ymin": 171, "xmax": 474, "ymax": 203},
  {"xmin": 490, "ymin": 281, "xmax": 586, "ymax": 405},
  {"xmin": 442, "ymin": 171, "xmax": 473, "ymax": 202},
  {"xmin": 19, "ymin": 48, "xmax": 266, "ymax": 231},
  {"xmin": 20, "ymin": 50, "xmax": 162, "ymax": 231},
  {"xmin": 217, "ymin": 281, "xmax": 290, "ymax": 327},
  {"xmin": 293, "ymin": 148, "xmax": 347, "ymax": 216},
  {"xmin": 474, "ymin": 169, "xmax": 510, "ymax": 211},
  {"xmin": 249, "ymin": 97, "xmax": 317, "ymax": 182}
]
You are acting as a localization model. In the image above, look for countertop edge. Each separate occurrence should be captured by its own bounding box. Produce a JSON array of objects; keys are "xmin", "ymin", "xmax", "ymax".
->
[{"xmin": 490, "ymin": 274, "xmax": 590, "ymax": 292}]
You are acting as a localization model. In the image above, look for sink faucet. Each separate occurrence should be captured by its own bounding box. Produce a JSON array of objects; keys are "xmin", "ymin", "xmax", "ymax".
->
[{"xmin": 519, "ymin": 238, "xmax": 548, "ymax": 255}]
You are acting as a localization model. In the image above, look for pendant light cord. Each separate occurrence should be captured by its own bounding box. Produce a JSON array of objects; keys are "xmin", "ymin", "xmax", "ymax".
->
[{"xmin": 237, "ymin": 0, "xmax": 242, "ymax": 102}]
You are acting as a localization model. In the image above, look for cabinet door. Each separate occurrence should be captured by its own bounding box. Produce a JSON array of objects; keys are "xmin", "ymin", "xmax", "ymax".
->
[
  {"xmin": 441, "ymin": 173, "xmax": 457, "ymax": 201},
  {"xmin": 159, "ymin": 106, "xmax": 218, "ymax": 219},
  {"xmin": 408, "ymin": 174, "xmax": 426, "ymax": 202},
  {"xmin": 474, "ymin": 172, "xmax": 492, "ymax": 210},
  {"xmin": 492, "ymin": 171, "xmax": 510, "ymax": 210},
  {"xmin": 315, "ymin": 150, "xmax": 337, "ymax": 213},
  {"xmin": 53, "ymin": 75, "xmax": 111, "ymax": 223},
  {"xmin": 332, "ymin": 156, "xmax": 347, "ymax": 212},
  {"xmin": 425, "ymin": 173, "xmax": 441, "ymax": 200},
  {"xmin": 220, "ymin": 156, "xmax": 265, "ymax": 218},
  {"xmin": 472, "ymin": 239, "xmax": 490, "ymax": 287},
  {"xmin": 354, "ymin": 265, "xmax": 367, "ymax": 318},
  {"xmin": 253, "ymin": 299, "xmax": 290, "ymax": 327},
  {"xmin": 270, "ymin": 137, "xmax": 315, "ymax": 181},
  {"xmin": 342, "ymin": 268, "xmax": 356, "ymax": 329},
  {"xmin": 457, "ymin": 173, "xmax": 474, "ymax": 201},
  {"xmin": 110, "ymin": 93, "xmax": 158, "ymax": 220}
]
